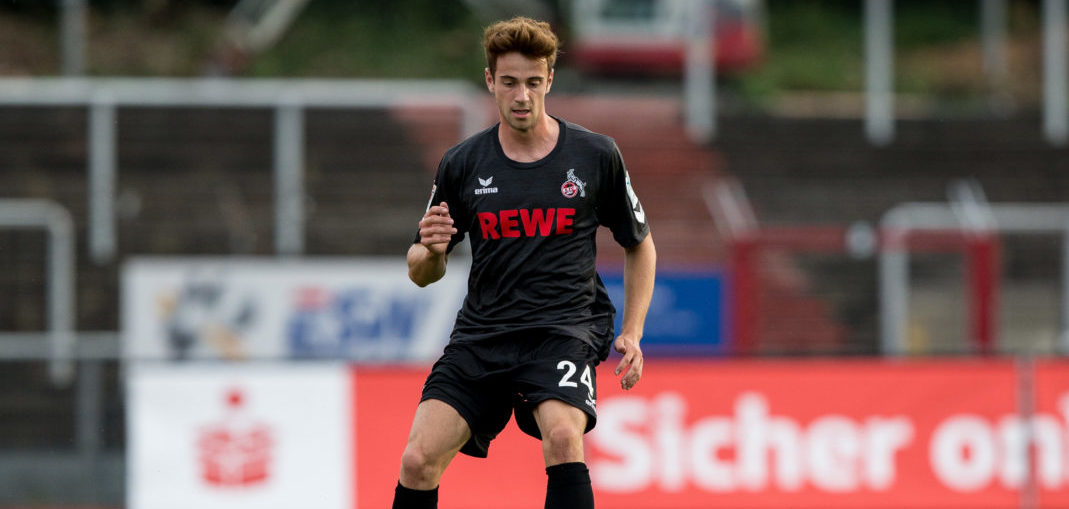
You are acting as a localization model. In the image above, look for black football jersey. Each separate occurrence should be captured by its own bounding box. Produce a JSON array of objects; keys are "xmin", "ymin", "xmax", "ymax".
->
[{"xmin": 416, "ymin": 117, "xmax": 649, "ymax": 357}]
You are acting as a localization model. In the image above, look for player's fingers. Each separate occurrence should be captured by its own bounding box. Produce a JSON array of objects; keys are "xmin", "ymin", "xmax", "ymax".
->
[
  {"xmin": 421, "ymin": 226, "xmax": 457, "ymax": 238},
  {"xmin": 621, "ymin": 353, "xmax": 643, "ymax": 390},
  {"xmin": 426, "ymin": 202, "xmax": 451, "ymax": 218},
  {"xmin": 419, "ymin": 215, "xmax": 456, "ymax": 236},
  {"xmin": 422, "ymin": 228, "xmax": 455, "ymax": 242},
  {"xmin": 629, "ymin": 356, "xmax": 644, "ymax": 382},
  {"xmin": 421, "ymin": 233, "xmax": 451, "ymax": 244},
  {"xmin": 421, "ymin": 213, "xmax": 454, "ymax": 227},
  {"xmin": 614, "ymin": 351, "xmax": 630, "ymax": 376}
]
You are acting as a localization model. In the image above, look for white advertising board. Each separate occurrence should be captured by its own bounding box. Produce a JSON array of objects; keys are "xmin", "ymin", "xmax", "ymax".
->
[
  {"xmin": 121, "ymin": 257, "xmax": 467, "ymax": 361},
  {"xmin": 127, "ymin": 363, "xmax": 354, "ymax": 509}
]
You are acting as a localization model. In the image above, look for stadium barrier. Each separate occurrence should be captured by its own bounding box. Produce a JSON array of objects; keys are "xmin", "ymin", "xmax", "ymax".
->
[{"xmin": 128, "ymin": 357, "xmax": 1069, "ymax": 509}]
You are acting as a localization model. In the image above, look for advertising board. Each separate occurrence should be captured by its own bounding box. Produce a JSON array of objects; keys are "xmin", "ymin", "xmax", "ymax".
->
[
  {"xmin": 121, "ymin": 257, "xmax": 466, "ymax": 361},
  {"xmin": 127, "ymin": 363, "xmax": 353, "ymax": 509},
  {"xmin": 601, "ymin": 271, "xmax": 725, "ymax": 355},
  {"xmin": 128, "ymin": 359, "xmax": 1069, "ymax": 508}
]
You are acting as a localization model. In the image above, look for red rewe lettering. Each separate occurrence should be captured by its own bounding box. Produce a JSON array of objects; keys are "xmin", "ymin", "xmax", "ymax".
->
[
  {"xmin": 479, "ymin": 208, "xmax": 575, "ymax": 239},
  {"xmin": 478, "ymin": 212, "xmax": 500, "ymax": 239},
  {"xmin": 556, "ymin": 208, "xmax": 575, "ymax": 235},
  {"xmin": 520, "ymin": 208, "xmax": 555, "ymax": 237},
  {"xmin": 499, "ymin": 209, "xmax": 520, "ymax": 238}
]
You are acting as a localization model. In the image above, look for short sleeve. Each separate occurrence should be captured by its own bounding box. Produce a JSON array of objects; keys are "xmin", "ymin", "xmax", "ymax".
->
[
  {"xmin": 597, "ymin": 142, "xmax": 650, "ymax": 247},
  {"xmin": 413, "ymin": 156, "xmax": 468, "ymax": 253}
]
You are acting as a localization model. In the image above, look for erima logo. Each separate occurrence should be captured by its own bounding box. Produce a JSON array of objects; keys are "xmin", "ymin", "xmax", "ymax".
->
[{"xmin": 475, "ymin": 176, "xmax": 498, "ymax": 195}]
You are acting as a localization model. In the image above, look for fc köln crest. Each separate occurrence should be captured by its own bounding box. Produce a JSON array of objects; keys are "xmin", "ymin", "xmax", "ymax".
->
[
  {"xmin": 561, "ymin": 169, "xmax": 586, "ymax": 198},
  {"xmin": 197, "ymin": 388, "xmax": 274, "ymax": 487}
]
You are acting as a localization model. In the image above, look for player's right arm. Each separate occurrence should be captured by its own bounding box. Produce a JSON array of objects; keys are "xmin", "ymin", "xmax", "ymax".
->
[{"xmin": 407, "ymin": 202, "xmax": 456, "ymax": 287}]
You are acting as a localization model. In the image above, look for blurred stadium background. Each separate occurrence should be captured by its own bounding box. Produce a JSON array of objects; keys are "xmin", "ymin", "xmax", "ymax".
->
[{"xmin": 2, "ymin": 0, "xmax": 1069, "ymax": 508}]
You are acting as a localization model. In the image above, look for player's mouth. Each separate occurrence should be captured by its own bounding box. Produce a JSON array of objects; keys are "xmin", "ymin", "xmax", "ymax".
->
[{"xmin": 511, "ymin": 108, "xmax": 531, "ymax": 119}]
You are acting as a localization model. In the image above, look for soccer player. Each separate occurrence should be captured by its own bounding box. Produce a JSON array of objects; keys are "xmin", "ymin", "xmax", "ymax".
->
[{"xmin": 393, "ymin": 16, "xmax": 656, "ymax": 509}]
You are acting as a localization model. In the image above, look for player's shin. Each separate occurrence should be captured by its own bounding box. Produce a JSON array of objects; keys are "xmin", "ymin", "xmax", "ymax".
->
[
  {"xmin": 392, "ymin": 481, "xmax": 438, "ymax": 509},
  {"xmin": 544, "ymin": 462, "xmax": 594, "ymax": 509}
]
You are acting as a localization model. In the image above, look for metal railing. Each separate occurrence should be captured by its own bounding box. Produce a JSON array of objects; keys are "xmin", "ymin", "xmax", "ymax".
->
[
  {"xmin": 0, "ymin": 199, "xmax": 76, "ymax": 384},
  {"xmin": 0, "ymin": 78, "xmax": 486, "ymax": 505},
  {"xmin": 0, "ymin": 77, "xmax": 486, "ymax": 264},
  {"xmin": 0, "ymin": 332, "xmax": 122, "ymax": 506}
]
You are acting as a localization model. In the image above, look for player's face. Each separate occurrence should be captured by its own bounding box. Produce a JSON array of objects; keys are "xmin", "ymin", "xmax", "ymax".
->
[{"xmin": 485, "ymin": 52, "xmax": 553, "ymax": 134}]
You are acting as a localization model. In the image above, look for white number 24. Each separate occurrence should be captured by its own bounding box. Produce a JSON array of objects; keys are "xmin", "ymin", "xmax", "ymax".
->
[{"xmin": 557, "ymin": 360, "xmax": 594, "ymax": 399}]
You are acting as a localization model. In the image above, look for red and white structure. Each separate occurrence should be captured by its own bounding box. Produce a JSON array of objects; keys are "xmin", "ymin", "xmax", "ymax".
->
[{"xmin": 708, "ymin": 177, "xmax": 1069, "ymax": 356}]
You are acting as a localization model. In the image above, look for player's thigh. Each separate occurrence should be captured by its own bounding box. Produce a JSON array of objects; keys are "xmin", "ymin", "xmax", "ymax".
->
[
  {"xmin": 512, "ymin": 340, "xmax": 599, "ymax": 440},
  {"xmin": 532, "ymin": 398, "xmax": 589, "ymax": 465},
  {"xmin": 405, "ymin": 398, "xmax": 472, "ymax": 462},
  {"xmin": 532, "ymin": 398, "xmax": 588, "ymax": 438}
]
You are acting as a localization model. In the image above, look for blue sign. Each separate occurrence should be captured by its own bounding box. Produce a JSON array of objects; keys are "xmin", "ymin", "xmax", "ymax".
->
[
  {"xmin": 601, "ymin": 270, "xmax": 725, "ymax": 357},
  {"xmin": 286, "ymin": 287, "xmax": 429, "ymax": 359}
]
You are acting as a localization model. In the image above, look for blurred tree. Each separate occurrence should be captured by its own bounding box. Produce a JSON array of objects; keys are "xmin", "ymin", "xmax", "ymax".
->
[{"xmin": 246, "ymin": 0, "xmax": 486, "ymax": 80}]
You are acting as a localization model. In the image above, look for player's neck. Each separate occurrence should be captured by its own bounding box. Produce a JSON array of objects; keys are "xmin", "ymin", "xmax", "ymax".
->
[{"xmin": 498, "ymin": 114, "xmax": 559, "ymax": 163}]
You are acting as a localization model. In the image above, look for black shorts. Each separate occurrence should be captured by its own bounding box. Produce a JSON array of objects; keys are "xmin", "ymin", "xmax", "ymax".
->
[{"xmin": 420, "ymin": 333, "xmax": 601, "ymax": 458}]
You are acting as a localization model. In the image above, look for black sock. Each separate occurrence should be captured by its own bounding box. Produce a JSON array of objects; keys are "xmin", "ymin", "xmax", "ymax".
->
[
  {"xmin": 392, "ymin": 481, "xmax": 438, "ymax": 509},
  {"xmin": 545, "ymin": 462, "xmax": 594, "ymax": 509}
]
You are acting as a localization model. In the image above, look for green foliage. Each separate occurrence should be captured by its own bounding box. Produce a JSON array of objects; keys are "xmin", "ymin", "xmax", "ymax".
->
[
  {"xmin": 733, "ymin": 0, "xmax": 1004, "ymax": 105},
  {"xmin": 895, "ymin": 0, "xmax": 979, "ymax": 49},
  {"xmin": 734, "ymin": 1, "xmax": 865, "ymax": 103},
  {"xmin": 247, "ymin": 0, "xmax": 486, "ymax": 82},
  {"xmin": 0, "ymin": 0, "xmax": 237, "ymax": 14},
  {"xmin": 0, "ymin": 0, "xmax": 1042, "ymax": 102}
]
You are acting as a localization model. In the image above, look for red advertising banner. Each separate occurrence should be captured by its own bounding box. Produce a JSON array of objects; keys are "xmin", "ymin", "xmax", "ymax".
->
[
  {"xmin": 1031, "ymin": 360, "xmax": 1069, "ymax": 509},
  {"xmin": 352, "ymin": 359, "xmax": 1069, "ymax": 509},
  {"xmin": 587, "ymin": 359, "xmax": 1020, "ymax": 509},
  {"xmin": 353, "ymin": 366, "xmax": 549, "ymax": 509}
]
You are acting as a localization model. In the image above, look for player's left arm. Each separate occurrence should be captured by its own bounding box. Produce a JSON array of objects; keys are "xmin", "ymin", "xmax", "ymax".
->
[{"xmin": 614, "ymin": 233, "xmax": 656, "ymax": 390}]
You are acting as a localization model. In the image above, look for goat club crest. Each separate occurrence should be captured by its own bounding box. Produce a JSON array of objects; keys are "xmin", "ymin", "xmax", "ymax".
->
[{"xmin": 561, "ymin": 169, "xmax": 586, "ymax": 198}]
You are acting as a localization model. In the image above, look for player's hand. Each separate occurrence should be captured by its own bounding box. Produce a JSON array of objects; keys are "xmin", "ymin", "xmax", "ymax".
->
[
  {"xmin": 613, "ymin": 334, "xmax": 643, "ymax": 390},
  {"xmin": 419, "ymin": 202, "xmax": 456, "ymax": 256}
]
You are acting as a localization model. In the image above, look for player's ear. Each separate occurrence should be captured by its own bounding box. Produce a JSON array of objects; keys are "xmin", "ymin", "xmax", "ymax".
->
[
  {"xmin": 546, "ymin": 68, "xmax": 554, "ymax": 94},
  {"xmin": 485, "ymin": 67, "xmax": 494, "ymax": 94}
]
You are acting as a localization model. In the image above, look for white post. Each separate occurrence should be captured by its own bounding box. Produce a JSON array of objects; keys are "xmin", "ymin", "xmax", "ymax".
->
[
  {"xmin": 684, "ymin": 0, "xmax": 716, "ymax": 143},
  {"xmin": 1062, "ymin": 228, "xmax": 1069, "ymax": 353},
  {"xmin": 1043, "ymin": 0, "xmax": 1068, "ymax": 145},
  {"xmin": 47, "ymin": 204, "xmax": 76, "ymax": 385},
  {"xmin": 879, "ymin": 236, "xmax": 910, "ymax": 355},
  {"xmin": 59, "ymin": 0, "xmax": 87, "ymax": 76},
  {"xmin": 274, "ymin": 97, "xmax": 304, "ymax": 255},
  {"xmin": 865, "ymin": 0, "xmax": 894, "ymax": 146},
  {"xmin": 981, "ymin": 0, "xmax": 1009, "ymax": 110},
  {"xmin": 89, "ymin": 95, "xmax": 117, "ymax": 264}
]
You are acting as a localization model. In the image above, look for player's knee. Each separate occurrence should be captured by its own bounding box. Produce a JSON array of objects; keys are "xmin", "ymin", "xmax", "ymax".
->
[
  {"xmin": 541, "ymin": 423, "xmax": 584, "ymax": 462},
  {"xmin": 399, "ymin": 446, "xmax": 444, "ymax": 486}
]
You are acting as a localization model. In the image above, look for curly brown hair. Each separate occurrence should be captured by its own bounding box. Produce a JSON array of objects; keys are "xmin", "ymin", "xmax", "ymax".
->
[{"xmin": 483, "ymin": 16, "xmax": 560, "ymax": 76}]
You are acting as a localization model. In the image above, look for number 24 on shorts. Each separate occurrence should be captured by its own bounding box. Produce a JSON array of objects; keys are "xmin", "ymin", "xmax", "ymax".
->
[{"xmin": 557, "ymin": 360, "xmax": 596, "ymax": 409}]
